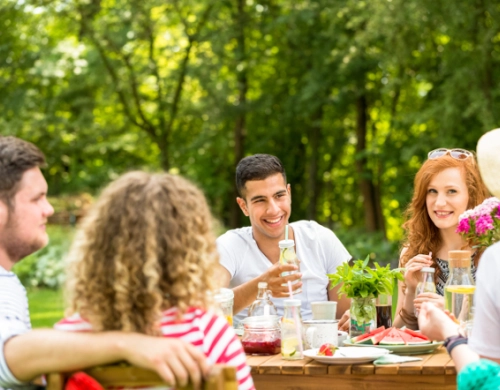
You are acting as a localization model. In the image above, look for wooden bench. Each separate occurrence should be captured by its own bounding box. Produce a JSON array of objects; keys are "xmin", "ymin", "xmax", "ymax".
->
[{"xmin": 46, "ymin": 363, "xmax": 238, "ymax": 390}]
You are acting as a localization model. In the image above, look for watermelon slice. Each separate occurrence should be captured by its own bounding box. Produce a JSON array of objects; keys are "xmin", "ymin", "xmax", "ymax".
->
[
  {"xmin": 350, "ymin": 326, "xmax": 385, "ymax": 344},
  {"xmin": 379, "ymin": 328, "xmax": 431, "ymax": 345},
  {"xmin": 379, "ymin": 327, "xmax": 406, "ymax": 345},
  {"xmin": 355, "ymin": 327, "xmax": 393, "ymax": 345},
  {"xmin": 402, "ymin": 328, "xmax": 431, "ymax": 343}
]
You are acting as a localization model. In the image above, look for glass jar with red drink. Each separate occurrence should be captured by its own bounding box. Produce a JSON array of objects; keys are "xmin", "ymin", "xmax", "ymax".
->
[{"xmin": 241, "ymin": 315, "xmax": 281, "ymax": 355}]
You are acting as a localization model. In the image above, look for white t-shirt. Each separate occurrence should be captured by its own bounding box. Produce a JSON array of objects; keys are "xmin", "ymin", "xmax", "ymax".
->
[
  {"xmin": 469, "ymin": 242, "xmax": 500, "ymax": 358},
  {"xmin": 0, "ymin": 266, "xmax": 31, "ymax": 389},
  {"xmin": 217, "ymin": 220, "xmax": 351, "ymax": 325}
]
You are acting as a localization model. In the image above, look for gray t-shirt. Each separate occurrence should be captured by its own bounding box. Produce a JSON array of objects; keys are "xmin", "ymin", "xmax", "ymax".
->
[
  {"xmin": 0, "ymin": 266, "xmax": 31, "ymax": 389},
  {"xmin": 217, "ymin": 220, "xmax": 351, "ymax": 325}
]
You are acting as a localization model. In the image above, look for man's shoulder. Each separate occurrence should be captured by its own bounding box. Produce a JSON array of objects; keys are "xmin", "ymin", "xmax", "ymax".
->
[
  {"xmin": 292, "ymin": 220, "xmax": 335, "ymax": 239},
  {"xmin": 0, "ymin": 268, "xmax": 24, "ymax": 291},
  {"xmin": 216, "ymin": 226, "xmax": 254, "ymax": 248}
]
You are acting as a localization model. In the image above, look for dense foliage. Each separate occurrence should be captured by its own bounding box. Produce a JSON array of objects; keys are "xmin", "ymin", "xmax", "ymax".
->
[{"xmin": 2, "ymin": 0, "xmax": 499, "ymax": 254}]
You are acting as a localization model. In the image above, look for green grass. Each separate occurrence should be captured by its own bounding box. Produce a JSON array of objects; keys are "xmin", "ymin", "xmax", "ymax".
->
[{"xmin": 27, "ymin": 288, "xmax": 65, "ymax": 328}]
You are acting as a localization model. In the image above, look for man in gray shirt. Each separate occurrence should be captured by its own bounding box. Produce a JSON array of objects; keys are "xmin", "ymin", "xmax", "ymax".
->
[{"xmin": 0, "ymin": 136, "xmax": 208, "ymax": 389}]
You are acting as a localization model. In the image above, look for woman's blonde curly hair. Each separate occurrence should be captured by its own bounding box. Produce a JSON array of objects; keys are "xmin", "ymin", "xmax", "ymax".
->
[{"xmin": 65, "ymin": 171, "xmax": 220, "ymax": 336}]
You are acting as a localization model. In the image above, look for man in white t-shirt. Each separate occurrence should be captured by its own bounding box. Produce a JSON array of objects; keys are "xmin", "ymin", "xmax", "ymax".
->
[
  {"xmin": 0, "ymin": 136, "xmax": 208, "ymax": 389},
  {"xmin": 217, "ymin": 154, "xmax": 351, "ymax": 329}
]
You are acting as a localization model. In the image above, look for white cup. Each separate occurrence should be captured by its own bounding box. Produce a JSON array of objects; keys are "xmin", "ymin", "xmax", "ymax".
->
[
  {"xmin": 303, "ymin": 320, "xmax": 339, "ymax": 349},
  {"xmin": 337, "ymin": 331, "xmax": 348, "ymax": 346},
  {"xmin": 311, "ymin": 301, "xmax": 337, "ymax": 320}
]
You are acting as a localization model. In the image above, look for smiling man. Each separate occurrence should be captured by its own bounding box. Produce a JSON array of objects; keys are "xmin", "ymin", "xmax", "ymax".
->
[
  {"xmin": 217, "ymin": 154, "xmax": 351, "ymax": 328},
  {"xmin": 0, "ymin": 136, "xmax": 208, "ymax": 390}
]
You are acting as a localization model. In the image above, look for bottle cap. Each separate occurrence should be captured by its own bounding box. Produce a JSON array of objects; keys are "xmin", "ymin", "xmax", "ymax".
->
[
  {"xmin": 258, "ymin": 282, "xmax": 268, "ymax": 289},
  {"xmin": 279, "ymin": 239, "xmax": 295, "ymax": 249},
  {"xmin": 284, "ymin": 299, "xmax": 301, "ymax": 307},
  {"xmin": 421, "ymin": 267, "xmax": 435, "ymax": 273},
  {"xmin": 448, "ymin": 250, "xmax": 472, "ymax": 268}
]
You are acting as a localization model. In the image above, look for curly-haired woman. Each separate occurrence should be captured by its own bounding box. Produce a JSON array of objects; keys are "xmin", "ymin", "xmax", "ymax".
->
[
  {"xmin": 394, "ymin": 149, "xmax": 489, "ymax": 329},
  {"xmin": 55, "ymin": 172, "xmax": 254, "ymax": 390}
]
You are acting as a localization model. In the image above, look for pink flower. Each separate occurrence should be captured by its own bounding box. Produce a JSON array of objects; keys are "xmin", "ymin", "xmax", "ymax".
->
[
  {"xmin": 475, "ymin": 214, "xmax": 494, "ymax": 236},
  {"xmin": 496, "ymin": 207, "xmax": 500, "ymax": 219},
  {"xmin": 456, "ymin": 218, "xmax": 470, "ymax": 234}
]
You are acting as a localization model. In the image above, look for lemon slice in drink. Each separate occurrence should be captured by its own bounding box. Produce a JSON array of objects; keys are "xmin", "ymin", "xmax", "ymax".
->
[
  {"xmin": 283, "ymin": 248, "xmax": 296, "ymax": 262},
  {"xmin": 282, "ymin": 338, "xmax": 298, "ymax": 357}
]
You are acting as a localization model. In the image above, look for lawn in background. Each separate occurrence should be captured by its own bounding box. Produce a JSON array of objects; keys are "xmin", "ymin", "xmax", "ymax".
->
[{"xmin": 27, "ymin": 288, "xmax": 64, "ymax": 328}]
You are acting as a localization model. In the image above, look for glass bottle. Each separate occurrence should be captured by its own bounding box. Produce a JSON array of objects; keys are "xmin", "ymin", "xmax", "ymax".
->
[
  {"xmin": 414, "ymin": 267, "xmax": 436, "ymax": 317},
  {"xmin": 281, "ymin": 299, "xmax": 304, "ymax": 360},
  {"xmin": 444, "ymin": 250, "xmax": 475, "ymax": 326},
  {"xmin": 214, "ymin": 288, "xmax": 234, "ymax": 326},
  {"xmin": 248, "ymin": 282, "xmax": 278, "ymax": 317},
  {"xmin": 279, "ymin": 239, "xmax": 302, "ymax": 294}
]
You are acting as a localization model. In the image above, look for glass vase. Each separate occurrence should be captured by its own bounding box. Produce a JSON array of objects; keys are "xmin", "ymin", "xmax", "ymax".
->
[{"xmin": 350, "ymin": 296, "xmax": 376, "ymax": 338}]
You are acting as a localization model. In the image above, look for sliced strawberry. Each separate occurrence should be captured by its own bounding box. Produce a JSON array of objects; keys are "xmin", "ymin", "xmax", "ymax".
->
[{"xmin": 318, "ymin": 343, "xmax": 337, "ymax": 356}]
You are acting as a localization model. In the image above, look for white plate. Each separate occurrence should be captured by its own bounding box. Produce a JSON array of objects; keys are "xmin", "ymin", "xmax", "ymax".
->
[
  {"xmin": 342, "ymin": 340, "xmax": 443, "ymax": 355},
  {"xmin": 304, "ymin": 347, "xmax": 391, "ymax": 364}
]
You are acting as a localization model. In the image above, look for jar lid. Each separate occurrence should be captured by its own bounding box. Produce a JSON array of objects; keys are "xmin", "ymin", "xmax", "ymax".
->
[
  {"xmin": 284, "ymin": 299, "xmax": 301, "ymax": 307},
  {"xmin": 279, "ymin": 239, "xmax": 295, "ymax": 249},
  {"xmin": 258, "ymin": 282, "xmax": 268, "ymax": 289},
  {"xmin": 421, "ymin": 267, "xmax": 435, "ymax": 273},
  {"xmin": 242, "ymin": 315, "xmax": 280, "ymax": 329},
  {"xmin": 214, "ymin": 288, "xmax": 234, "ymax": 303}
]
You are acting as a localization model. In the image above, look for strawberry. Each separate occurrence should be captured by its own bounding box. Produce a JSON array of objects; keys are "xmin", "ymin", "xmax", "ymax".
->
[{"xmin": 318, "ymin": 343, "xmax": 336, "ymax": 356}]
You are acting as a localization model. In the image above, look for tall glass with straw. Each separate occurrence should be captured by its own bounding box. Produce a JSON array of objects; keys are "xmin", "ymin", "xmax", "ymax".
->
[{"xmin": 281, "ymin": 298, "xmax": 304, "ymax": 360}]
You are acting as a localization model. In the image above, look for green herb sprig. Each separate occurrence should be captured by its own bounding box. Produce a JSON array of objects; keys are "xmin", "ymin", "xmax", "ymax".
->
[{"xmin": 327, "ymin": 256, "xmax": 404, "ymax": 299}]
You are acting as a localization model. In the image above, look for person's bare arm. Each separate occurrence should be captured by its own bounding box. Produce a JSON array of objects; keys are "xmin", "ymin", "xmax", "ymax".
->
[
  {"xmin": 418, "ymin": 302, "xmax": 479, "ymax": 372},
  {"xmin": 393, "ymin": 278, "xmax": 418, "ymax": 329},
  {"xmin": 327, "ymin": 284, "xmax": 350, "ymax": 331},
  {"xmin": 4, "ymin": 330, "xmax": 209, "ymax": 389},
  {"xmin": 393, "ymin": 249, "xmax": 432, "ymax": 329},
  {"xmin": 218, "ymin": 263, "xmax": 302, "ymax": 314}
]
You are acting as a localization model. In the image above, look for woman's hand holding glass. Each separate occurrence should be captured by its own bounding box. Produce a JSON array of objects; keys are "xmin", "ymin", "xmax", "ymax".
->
[{"xmin": 404, "ymin": 254, "xmax": 433, "ymax": 290}]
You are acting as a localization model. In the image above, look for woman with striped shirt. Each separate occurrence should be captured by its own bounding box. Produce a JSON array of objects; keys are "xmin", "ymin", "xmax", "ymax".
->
[{"xmin": 55, "ymin": 171, "xmax": 254, "ymax": 390}]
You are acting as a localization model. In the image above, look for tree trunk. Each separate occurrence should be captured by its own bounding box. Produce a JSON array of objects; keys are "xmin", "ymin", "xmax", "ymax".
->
[
  {"xmin": 229, "ymin": 0, "xmax": 248, "ymax": 228},
  {"xmin": 306, "ymin": 106, "xmax": 323, "ymax": 220},
  {"xmin": 355, "ymin": 94, "xmax": 384, "ymax": 233}
]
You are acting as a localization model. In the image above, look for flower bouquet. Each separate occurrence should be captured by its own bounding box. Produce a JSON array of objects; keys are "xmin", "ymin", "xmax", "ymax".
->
[{"xmin": 456, "ymin": 197, "xmax": 500, "ymax": 247}]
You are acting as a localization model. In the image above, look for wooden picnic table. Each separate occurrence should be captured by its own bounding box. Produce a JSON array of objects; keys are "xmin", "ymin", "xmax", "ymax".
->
[{"xmin": 247, "ymin": 346, "xmax": 456, "ymax": 389}]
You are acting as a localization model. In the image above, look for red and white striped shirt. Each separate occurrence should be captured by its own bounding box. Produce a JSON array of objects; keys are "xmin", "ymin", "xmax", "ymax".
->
[{"xmin": 55, "ymin": 307, "xmax": 254, "ymax": 390}]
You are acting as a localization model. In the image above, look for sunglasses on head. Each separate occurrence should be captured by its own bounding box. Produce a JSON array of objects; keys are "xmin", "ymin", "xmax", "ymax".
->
[{"xmin": 427, "ymin": 148, "xmax": 473, "ymax": 160}]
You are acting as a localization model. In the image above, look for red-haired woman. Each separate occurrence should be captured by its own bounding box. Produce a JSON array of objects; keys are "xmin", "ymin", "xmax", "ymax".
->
[{"xmin": 394, "ymin": 149, "xmax": 489, "ymax": 329}]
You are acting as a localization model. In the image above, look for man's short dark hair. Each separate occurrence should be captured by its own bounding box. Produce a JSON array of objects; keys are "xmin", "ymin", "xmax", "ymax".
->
[
  {"xmin": 0, "ymin": 136, "xmax": 46, "ymax": 209},
  {"xmin": 236, "ymin": 154, "xmax": 287, "ymax": 198}
]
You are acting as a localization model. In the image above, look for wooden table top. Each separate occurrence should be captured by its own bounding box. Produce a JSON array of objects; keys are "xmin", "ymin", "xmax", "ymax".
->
[{"xmin": 247, "ymin": 347, "xmax": 457, "ymax": 390}]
